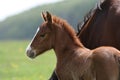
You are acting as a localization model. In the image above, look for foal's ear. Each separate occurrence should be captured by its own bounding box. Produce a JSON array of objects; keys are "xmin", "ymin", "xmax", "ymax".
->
[
  {"xmin": 46, "ymin": 11, "xmax": 52, "ymax": 23},
  {"xmin": 41, "ymin": 12, "xmax": 47, "ymax": 21}
]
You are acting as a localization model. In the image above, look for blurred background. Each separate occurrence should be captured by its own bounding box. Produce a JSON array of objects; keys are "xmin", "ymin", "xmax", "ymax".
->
[{"xmin": 0, "ymin": 0, "xmax": 98, "ymax": 80}]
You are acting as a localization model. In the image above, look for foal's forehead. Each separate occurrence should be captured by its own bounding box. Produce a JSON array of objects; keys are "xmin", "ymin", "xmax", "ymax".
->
[
  {"xmin": 38, "ymin": 22, "xmax": 50, "ymax": 32},
  {"xmin": 39, "ymin": 22, "xmax": 47, "ymax": 29}
]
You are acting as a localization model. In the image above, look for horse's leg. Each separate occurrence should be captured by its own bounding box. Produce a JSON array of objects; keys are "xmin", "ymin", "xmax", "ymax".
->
[
  {"xmin": 49, "ymin": 70, "xmax": 58, "ymax": 80},
  {"xmin": 93, "ymin": 52, "xmax": 119, "ymax": 80}
]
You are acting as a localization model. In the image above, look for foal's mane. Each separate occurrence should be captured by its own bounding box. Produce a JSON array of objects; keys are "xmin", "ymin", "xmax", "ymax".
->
[
  {"xmin": 52, "ymin": 16, "xmax": 76, "ymax": 37},
  {"xmin": 52, "ymin": 15, "xmax": 84, "ymax": 47}
]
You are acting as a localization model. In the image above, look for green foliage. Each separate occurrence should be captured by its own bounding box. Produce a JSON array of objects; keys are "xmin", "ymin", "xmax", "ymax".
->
[
  {"xmin": 0, "ymin": 0, "xmax": 98, "ymax": 40},
  {"xmin": 0, "ymin": 41, "xmax": 56, "ymax": 80}
]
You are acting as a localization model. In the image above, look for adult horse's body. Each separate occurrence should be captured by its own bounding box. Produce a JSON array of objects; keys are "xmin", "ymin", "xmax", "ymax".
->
[
  {"xmin": 26, "ymin": 12, "xmax": 120, "ymax": 80},
  {"xmin": 78, "ymin": 0, "xmax": 120, "ymax": 50}
]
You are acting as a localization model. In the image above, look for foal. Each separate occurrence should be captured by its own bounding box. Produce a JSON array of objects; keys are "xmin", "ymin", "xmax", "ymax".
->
[{"xmin": 26, "ymin": 12, "xmax": 120, "ymax": 80}]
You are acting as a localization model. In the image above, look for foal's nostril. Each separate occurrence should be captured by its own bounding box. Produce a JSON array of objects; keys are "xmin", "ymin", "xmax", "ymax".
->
[
  {"xmin": 30, "ymin": 51, "xmax": 34, "ymax": 57},
  {"xmin": 27, "ymin": 50, "xmax": 36, "ymax": 58}
]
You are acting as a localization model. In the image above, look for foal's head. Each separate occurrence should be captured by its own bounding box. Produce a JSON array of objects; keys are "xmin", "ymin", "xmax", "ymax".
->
[
  {"xmin": 26, "ymin": 12, "xmax": 81, "ymax": 59},
  {"xmin": 26, "ymin": 12, "xmax": 56, "ymax": 58}
]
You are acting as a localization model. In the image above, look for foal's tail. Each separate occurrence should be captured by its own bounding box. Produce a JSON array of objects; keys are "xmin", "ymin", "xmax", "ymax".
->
[
  {"xmin": 118, "ymin": 58, "xmax": 120, "ymax": 80},
  {"xmin": 114, "ymin": 54, "xmax": 120, "ymax": 80}
]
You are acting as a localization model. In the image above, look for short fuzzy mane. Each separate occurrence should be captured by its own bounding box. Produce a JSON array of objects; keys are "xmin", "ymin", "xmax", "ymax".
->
[
  {"xmin": 53, "ymin": 16, "xmax": 76, "ymax": 37},
  {"xmin": 52, "ymin": 15, "xmax": 84, "ymax": 47}
]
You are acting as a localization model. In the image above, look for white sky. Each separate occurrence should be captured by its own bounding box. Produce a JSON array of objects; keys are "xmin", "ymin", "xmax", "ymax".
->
[{"xmin": 0, "ymin": 0, "xmax": 62, "ymax": 21}]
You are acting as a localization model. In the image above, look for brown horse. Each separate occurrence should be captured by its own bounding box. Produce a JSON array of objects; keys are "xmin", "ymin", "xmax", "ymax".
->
[
  {"xmin": 49, "ymin": 0, "xmax": 120, "ymax": 79},
  {"xmin": 77, "ymin": 0, "xmax": 120, "ymax": 50},
  {"xmin": 26, "ymin": 12, "xmax": 120, "ymax": 80}
]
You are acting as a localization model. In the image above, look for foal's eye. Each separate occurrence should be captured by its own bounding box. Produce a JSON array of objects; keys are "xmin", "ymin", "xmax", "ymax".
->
[{"xmin": 40, "ymin": 34, "xmax": 46, "ymax": 38}]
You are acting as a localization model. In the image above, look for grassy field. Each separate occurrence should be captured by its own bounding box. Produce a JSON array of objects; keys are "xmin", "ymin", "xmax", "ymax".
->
[{"xmin": 0, "ymin": 41, "xmax": 56, "ymax": 80}]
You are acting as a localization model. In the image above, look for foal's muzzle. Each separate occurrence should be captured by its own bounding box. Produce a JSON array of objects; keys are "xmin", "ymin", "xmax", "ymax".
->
[{"xmin": 26, "ymin": 46, "xmax": 36, "ymax": 59}]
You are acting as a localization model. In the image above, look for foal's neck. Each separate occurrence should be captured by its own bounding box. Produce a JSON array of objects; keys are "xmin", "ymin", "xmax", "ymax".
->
[{"xmin": 53, "ymin": 29, "xmax": 84, "ymax": 62}]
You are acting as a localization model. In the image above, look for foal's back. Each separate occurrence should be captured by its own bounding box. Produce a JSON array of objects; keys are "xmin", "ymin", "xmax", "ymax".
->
[{"xmin": 90, "ymin": 46, "xmax": 120, "ymax": 80}]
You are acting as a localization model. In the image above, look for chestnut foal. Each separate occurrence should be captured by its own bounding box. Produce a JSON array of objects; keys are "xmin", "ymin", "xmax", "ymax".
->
[{"xmin": 26, "ymin": 12, "xmax": 120, "ymax": 80}]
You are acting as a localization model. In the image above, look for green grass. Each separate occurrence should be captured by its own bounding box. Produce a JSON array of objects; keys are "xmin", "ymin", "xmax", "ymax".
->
[{"xmin": 0, "ymin": 41, "xmax": 56, "ymax": 80}]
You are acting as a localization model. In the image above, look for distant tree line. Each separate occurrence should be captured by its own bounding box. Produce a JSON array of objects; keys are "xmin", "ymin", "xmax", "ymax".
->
[{"xmin": 0, "ymin": 0, "xmax": 97, "ymax": 40}]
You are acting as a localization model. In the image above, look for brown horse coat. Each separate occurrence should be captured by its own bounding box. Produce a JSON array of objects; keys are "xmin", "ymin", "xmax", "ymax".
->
[
  {"xmin": 49, "ymin": 0, "xmax": 120, "ymax": 79},
  {"xmin": 78, "ymin": 0, "xmax": 120, "ymax": 50},
  {"xmin": 26, "ymin": 11, "xmax": 120, "ymax": 80}
]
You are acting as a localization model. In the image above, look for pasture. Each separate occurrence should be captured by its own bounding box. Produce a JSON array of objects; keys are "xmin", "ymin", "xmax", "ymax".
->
[{"xmin": 0, "ymin": 41, "xmax": 56, "ymax": 80}]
